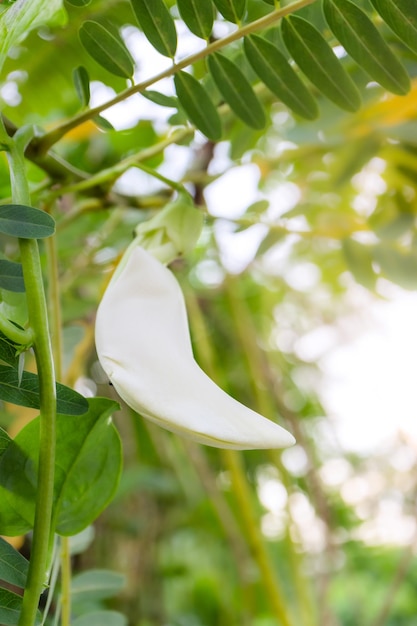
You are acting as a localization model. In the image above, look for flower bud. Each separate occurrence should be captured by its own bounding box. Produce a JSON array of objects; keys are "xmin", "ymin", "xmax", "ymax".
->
[
  {"xmin": 95, "ymin": 244, "xmax": 295, "ymax": 450},
  {"xmin": 134, "ymin": 193, "xmax": 204, "ymax": 265}
]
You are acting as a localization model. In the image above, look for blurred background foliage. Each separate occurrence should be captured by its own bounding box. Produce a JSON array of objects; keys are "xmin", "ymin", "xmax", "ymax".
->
[{"xmin": 1, "ymin": 0, "xmax": 417, "ymax": 624}]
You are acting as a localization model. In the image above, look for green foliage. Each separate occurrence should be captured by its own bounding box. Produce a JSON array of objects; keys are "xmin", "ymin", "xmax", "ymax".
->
[
  {"xmin": 0, "ymin": 588, "xmax": 41, "ymax": 626},
  {"xmin": 0, "ymin": 260, "xmax": 24, "ymax": 292},
  {"xmin": 370, "ymin": 0, "xmax": 417, "ymax": 55},
  {"xmin": 0, "ymin": 536, "xmax": 29, "ymax": 588},
  {"xmin": 177, "ymin": 0, "xmax": 215, "ymax": 39},
  {"xmin": 0, "ymin": 398, "xmax": 121, "ymax": 535},
  {"xmin": 281, "ymin": 15, "xmax": 362, "ymax": 112},
  {"xmin": 244, "ymin": 34, "xmax": 319, "ymax": 120},
  {"xmin": 208, "ymin": 52, "xmax": 266, "ymax": 129},
  {"xmin": 174, "ymin": 71, "xmax": 222, "ymax": 140},
  {"xmin": 373, "ymin": 243, "xmax": 417, "ymax": 290},
  {"xmin": 71, "ymin": 569, "xmax": 126, "ymax": 602},
  {"xmin": 212, "ymin": 0, "xmax": 247, "ymax": 23},
  {"xmin": 73, "ymin": 65, "xmax": 91, "ymax": 107},
  {"xmin": 0, "ymin": 365, "xmax": 88, "ymax": 413},
  {"xmin": 0, "ymin": 0, "xmax": 66, "ymax": 73},
  {"xmin": 78, "ymin": 21, "xmax": 135, "ymax": 79},
  {"xmin": 323, "ymin": 0, "xmax": 410, "ymax": 95},
  {"xmin": 0, "ymin": 205, "xmax": 55, "ymax": 239},
  {"xmin": 342, "ymin": 238, "xmax": 377, "ymax": 290},
  {"xmin": 0, "ymin": 331, "xmax": 21, "ymax": 367},
  {"xmin": 72, "ymin": 611, "xmax": 128, "ymax": 626},
  {"xmin": 130, "ymin": 0, "xmax": 178, "ymax": 58},
  {"xmin": 141, "ymin": 90, "xmax": 178, "ymax": 108}
]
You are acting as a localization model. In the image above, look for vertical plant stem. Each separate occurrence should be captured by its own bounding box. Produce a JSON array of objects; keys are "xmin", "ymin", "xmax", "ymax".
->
[
  {"xmin": 4, "ymin": 138, "xmax": 57, "ymax": 626},
  {"xmin": 59, "ymin": 538, "xmax": 72, "ymax": 626},
  {"xmin": 45, "ymin": 233, "xmax": 63, "ymax": 379},
  {"xmin": 18, "ymin": 237, "xmax": 56, "ymax": 625},
  {"xmin": 45, "ymin": 231, "xmax": 72, "ymax": 626}
]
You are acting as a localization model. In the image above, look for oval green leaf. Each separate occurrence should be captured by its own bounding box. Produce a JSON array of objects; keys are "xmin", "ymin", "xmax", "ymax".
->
[
  {"xmin": 370, "ymin": 0, "xmax": 417, "ymax": 56},
  {"xmin": 177, "ymin": 0, "xmax": 214, "ymax": 39},
  {"xmin": 0, "ymin": 364, "xmax": 88, "ymax": 415},
  {"xmin": 142, "ymin": 90, "xmax": 178, "ymax": 108},
  {"xmin": 174, "ymin": 71, "xmax": 222, "ymax": 140},
  {"xmin": 93, "ymin": 115, "xmax": 115, "ymax": 131},
  {"xmin": 281, "ymin": 15, "xmax": 361, "ymax": 112},
  {"xmin": 207, "ymin": 52, "xmax": 265, "ymax": 129},
  {"xmin": 342, "ymin": 239, "xmax": 377, "ymax": 290},
  {"xmin": 212, "ymin": 0, "xmax": 246, "ymax": 23},
  {"xmin": 73, "ymin": 65, "xmax": 91, "ymax": 107},
  {"xmin": 0, "ymin": 426, "xmax": 12, "ymax": 458},
  {"xmin": 0, "ymin": 332, "xmax": 20, "ymax": 368},
  {"xmin": 71, "ymin": 570, "xmax": 126, "ymax": 602},
  {"xmin": 373, "ymin": 244, "xmax": 417, "ymax": 289},
  {"xmin": 0, "ymin": 536, "xmax": 29, "ymax": 588},
  {"xmin": 323, "ymin": 0, "xmax": 410, "ymax": 96},
  {"xmin": 54, "ymin": 399, "xmax": 122, "ymax": 535},
  {"xmin": 0, "ymin": 398, "xmax": 121, "ymax": 536},
  {"xmin": 0, "ymin": 588, "xmax": 41, "ymax": 626},
  {"xmin": 79, "ymin": 21, "xmax": 134, "ymax": 79},
  {"xmin": 130, "ymin": 0, "xmax": 177, "ymax": 58},
  {"xmin": 244, "ymin": 34, "xmax": 318, "ymax": 120},
  {"xmin": 0, "ymin": 260, "xmax": 24, "ymax": 292},
  {"xmin": 0, "ymin": 204, "xmax": 55, "ymax": 239},
  {"xmin": 72, "ymin": 610, "xmax": 128, "ymax": 626}
]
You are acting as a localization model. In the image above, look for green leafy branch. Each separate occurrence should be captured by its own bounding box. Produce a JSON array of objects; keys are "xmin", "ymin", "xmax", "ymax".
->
[
  {"xmin": 30, "ymin": 0, "xmax": 416, "ymax": 158},
  {"xmin": 31, "ymin": 0, "xmax": 317, "ymax": 153}
]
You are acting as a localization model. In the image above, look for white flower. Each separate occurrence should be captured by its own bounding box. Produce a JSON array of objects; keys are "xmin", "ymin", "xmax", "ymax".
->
[{"xmin": 95, "ymin": 245, "xmax": 295, "ymax": 450}]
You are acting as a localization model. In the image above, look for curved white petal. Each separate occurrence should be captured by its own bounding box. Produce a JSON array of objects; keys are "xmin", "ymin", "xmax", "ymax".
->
[{"xmin": 95, "ymin": 246, "xmax": 295, "ymax": 450}]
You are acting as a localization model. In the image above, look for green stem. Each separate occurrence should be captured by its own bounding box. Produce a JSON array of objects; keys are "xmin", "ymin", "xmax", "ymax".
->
[
  {"xmin": 0, "ymin": 313, "xmax": 33, "ymax": 345},
  {"xmin": 45, "ymin": 233, "xmax": 63, "ymax": 377},
  {"xmin": 4, "ymin": 137, "xmax": 57, "ymax": 626},
  {"xmin": 45, "ymin": 224, "xmax": 73, "ymax": 626},
  {"xmin": 18, "ymin": 244, "xmax": 56, "ymax": 626},
  {"xmin": 46, "ymin": 127, "xmax": 192, "ymax": 201},
  {"xmin": 133, "ymin": 162, "xmax": 187, "ymax": 194},
  {"xmin": 34, "ymin": 0, "xmax": 317, "ymax": 152},
  {"xmin": 59, "ymin": 537, "xmax": 72, "ymax": 626}
]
